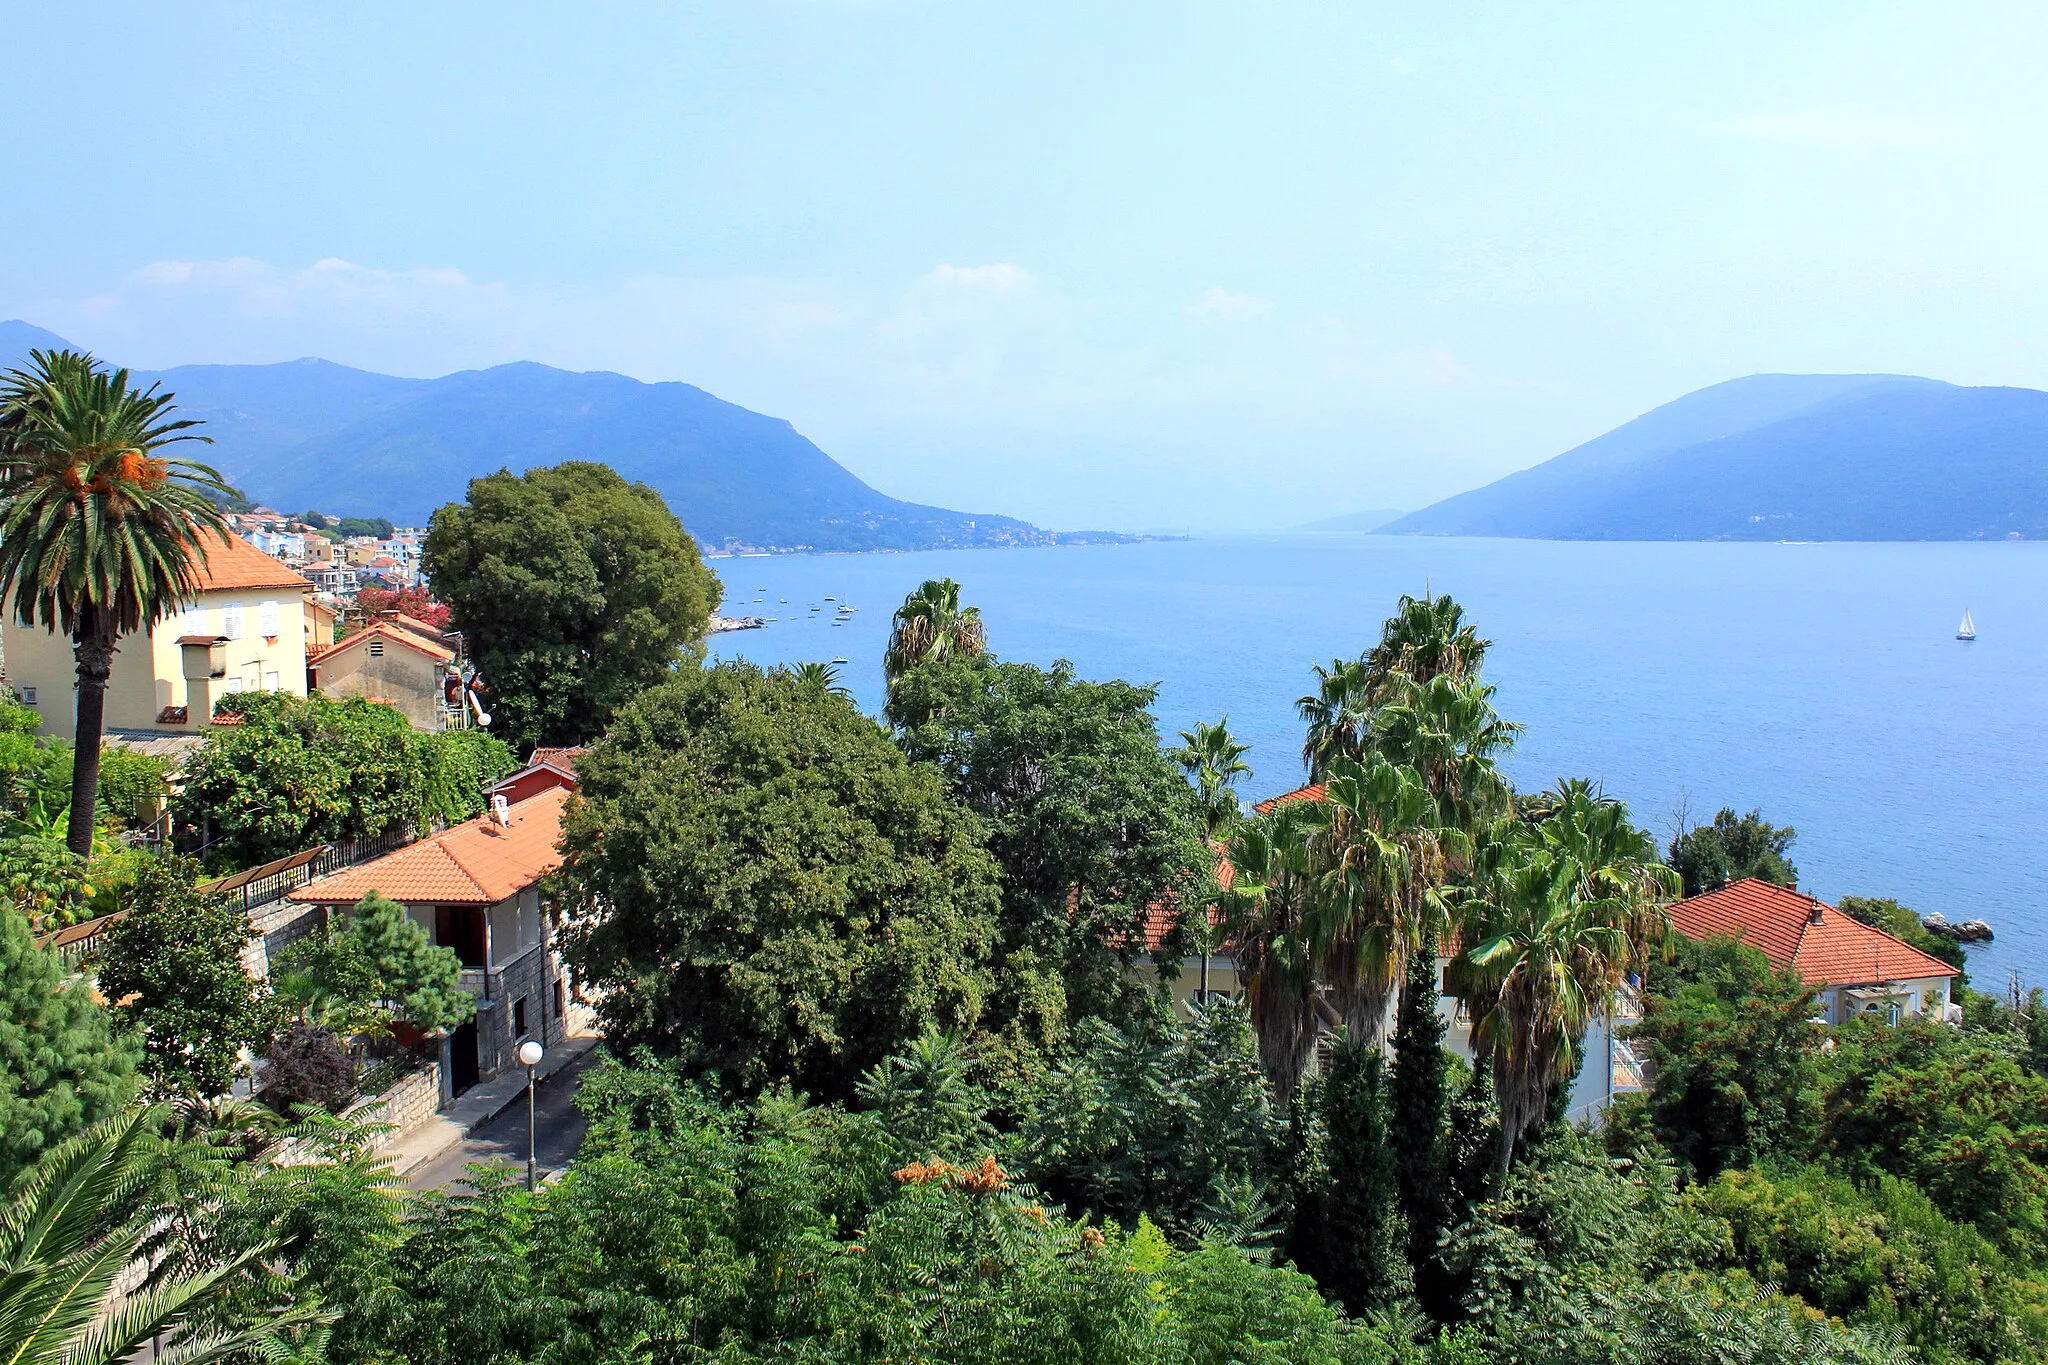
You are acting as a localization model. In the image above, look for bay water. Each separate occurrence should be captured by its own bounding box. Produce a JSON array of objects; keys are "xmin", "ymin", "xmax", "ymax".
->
[{"xmin": 707, "ymin": 535, "xmax": 2048, "ymax": 989}]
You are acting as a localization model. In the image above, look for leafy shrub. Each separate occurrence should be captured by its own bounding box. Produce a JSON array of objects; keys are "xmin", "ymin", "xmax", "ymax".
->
[{"xmin": 259, "ymin": 1024, "xmax": 357, "ymax": 1115}]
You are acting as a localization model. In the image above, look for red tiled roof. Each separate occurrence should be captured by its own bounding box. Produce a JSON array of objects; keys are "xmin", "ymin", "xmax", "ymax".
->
[
  {"xmin": 310, "ymin": 622, "xmax": 455, "ymax": 665},
  {"xmin": 529, "ymin": 746, "xmax": 586, "ymax": 771},
  {"xmin": 287, "ymin": 786, "xmax": 568, "ymax": 906},
  {"xmin": 1671, "ymin": 878, "xmax": 1958, "ymax": 986},
  {"xmin": 190, "ymin": 532, "xmax": 311, "ymax": 593},
  {"xmin": 1252, "ymin": 782, "xmax": 1326, "ymax": 814}
]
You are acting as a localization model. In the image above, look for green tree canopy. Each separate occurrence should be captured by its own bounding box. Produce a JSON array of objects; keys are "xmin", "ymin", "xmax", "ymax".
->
[
  {"xmin": 173, "ymin": 692, "xmax": 513, "ymax": 867},
  {"xmin": 346, "ymin": 890, "xmax": 475, "ymax": 1034},
  {"xmin": 421, "ymin": 460, "xmax": 722, "ymax": 747},
  {"xmin": 1668, "ymin": 806, "xmax": 1798, "ymax": 896},
  {"xmin": 0, "ymin": 905, "xmax": 138, "ymax": 1188},
  {"xmin": 557, "ymin": 663, "xmax": 1004, "ymax": 1099},
  {"xmin": 1622, "ymin": 932, "xmax": 1824, "ymax": 1179},
  {"xmin": 95, "ymin": 857, "xmax": 269, "ymax": 1097},
  {"xmin": 891, "ymin": 655, "xmax": 1214, "ymax": 1048}
]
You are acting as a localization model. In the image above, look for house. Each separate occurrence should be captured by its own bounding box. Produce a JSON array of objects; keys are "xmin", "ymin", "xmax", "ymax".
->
[
  {"xmin": 1671, "ymin": 878, "xmax": 1961, "ymax": 1024},
  {"xmin": 304, "ymin": 564, "xmax": 361, "ymax": 594},
  {"xmin": 487, "ymin": 747, "xmax": 584, "ymax": 806},
  {"xmin": 285, "ymin": 786, "xmax": 573, "ymax": 1098},
  {"xmin": 3, "ymin": 533, "xmax": 311, "ymax": 738},
  {"xmin": 308, "ymin": 621, "xmax": 459, "ymax": 729},
  {"xmin": 304, "ymin": 596, "xmax": 343, "ymax": 651}
]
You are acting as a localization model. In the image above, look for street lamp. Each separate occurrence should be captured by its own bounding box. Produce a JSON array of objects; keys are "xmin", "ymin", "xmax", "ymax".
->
[{"xmin": 517, "ymin": 1039, "xmax": 544, "ymax": 1190}]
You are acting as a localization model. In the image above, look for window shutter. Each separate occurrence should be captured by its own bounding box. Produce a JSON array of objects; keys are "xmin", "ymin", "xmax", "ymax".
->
[
  {"xmin": 258, "ymin": 601, "xmax": 279, "ymax": 637},
  {"xmin": 222, "ymin": 603, "xmax": 245, "ymax": 639}
]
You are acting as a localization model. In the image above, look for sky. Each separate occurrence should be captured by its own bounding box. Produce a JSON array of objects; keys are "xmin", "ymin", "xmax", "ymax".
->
[{"xmin": 3, "ymin": 1, "xmax": 2044, "ymax": 531}]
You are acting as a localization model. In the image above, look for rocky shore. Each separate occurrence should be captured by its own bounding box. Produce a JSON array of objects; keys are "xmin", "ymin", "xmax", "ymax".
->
[{"xmin": 1921, "ymin": 912, "xmax": 1995, "ymax": 943}]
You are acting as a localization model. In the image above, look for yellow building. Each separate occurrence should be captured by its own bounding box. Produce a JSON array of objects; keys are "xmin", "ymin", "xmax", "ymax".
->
[{"xmin": 3, "ymin": 534, "xmax": 312, "ymax": 739}]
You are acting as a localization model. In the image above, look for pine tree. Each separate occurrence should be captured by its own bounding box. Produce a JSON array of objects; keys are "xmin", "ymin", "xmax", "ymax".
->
[
  {"xmin": 96, "ymin": 857, "xmax": 268, "ymax": 1097},
  {"xmin": 1390, "ymin": 928, "xmax": 1454, "ymax": 1318},
  {"xmin": 347, "ymin": 891, "xmax": 475, "ymax": 1035},
  {"xmin": 1304, "ymin": 1039, "xmax": 1410, "ymax": 1314},
  {"xmin": 0, "ymin": 905, "xmax": 139, "ymax": 1186}
]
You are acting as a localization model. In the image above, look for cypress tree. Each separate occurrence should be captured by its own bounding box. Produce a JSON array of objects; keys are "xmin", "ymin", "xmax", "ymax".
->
[
  {"xmin": 0, "ymin": 905, "xmax": 139, "ymax": 1186},
  {"xmin": 1310, "ymin": 1038, "xmax": 1410, "ymax": 1314},
  {"xmin": 1390, "ymin": 930, "xmax": 1453, "ymax": 1318}
]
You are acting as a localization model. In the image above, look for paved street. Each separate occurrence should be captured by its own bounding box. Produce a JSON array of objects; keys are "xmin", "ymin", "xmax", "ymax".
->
[{"xmin": 406, "ymin": 1046, "xmax": 602, "ymax": 1191}]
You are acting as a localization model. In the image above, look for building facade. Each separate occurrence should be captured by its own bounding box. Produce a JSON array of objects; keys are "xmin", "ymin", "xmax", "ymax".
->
[
  {"xmin": 2, "ymin": 534, "xmax": 310, "ymax": 738},
  {"xmin": 284, "ymin": 786, "xmax": 573, "ymax": 1098}
]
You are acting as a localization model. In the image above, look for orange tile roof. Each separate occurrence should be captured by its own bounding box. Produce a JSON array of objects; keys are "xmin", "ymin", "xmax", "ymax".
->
[
  {"xmin": 529, "ymin": 746, "xmax": 586, "ymax": 771},
  {"xmin": 192, "ymin": 532, "xmax": 311, "ymax": 593},
  {"xmin": 287, "ymin": 786, "xmax": 568, "ymax": 906},
  {"xmin": 1671, "ymin": 878, "xmax": 1958, "ymax": 986},
  {"xmin": 1252, "ymin": 782, "xmax": 1326, "ymax": 814},
  {"xmin": 310, "ymin": 621, "xmax": 455, "ymax": 665}
]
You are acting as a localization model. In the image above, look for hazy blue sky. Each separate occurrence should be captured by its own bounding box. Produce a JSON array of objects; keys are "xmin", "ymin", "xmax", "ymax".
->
[{"xmin": 3, "ymin": 2, "xmax": 2041, "ymax": 529}]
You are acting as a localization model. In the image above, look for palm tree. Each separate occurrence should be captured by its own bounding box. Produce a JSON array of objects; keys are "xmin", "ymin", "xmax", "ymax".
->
[
  {"xmin": 1214, "ymin": 799, "xmax": 1330, "ymax": 1104},
  {"xmin": 1297, "ymin": 656, "xmax": 1374, "ymax": 780},
  {"xmin": 1366, "ymin": 591, "xmax": 1488, "ymax": 687},
  {"xmin": 1311, "ymin": 754, "xmax": 1461, "ymax": 1049},
  {"xmin": 882, "ymin": 578, "xmax": 987, "ymax": 682},
  {"xmin": 0, "ymin": 350, "xmax": 232, "ymax": 856},
  {"xmin": 1169, "ymin": 716, "xmax": 1253, "ymax": 838},
  {"xmin": 788, "ymin": 660, "xmax": 852, "ymax": 698},
  {"xmin": 1367, "ymin": 672, "xmax": 1520, "ymax": 834},
  {"xmin": 1446, "ymin": 781, "xmax": 1675, "ymax": 1168},
  {"xmin": 0, "ymin": 1106, "xmax": 309, "ymax": 1364}
]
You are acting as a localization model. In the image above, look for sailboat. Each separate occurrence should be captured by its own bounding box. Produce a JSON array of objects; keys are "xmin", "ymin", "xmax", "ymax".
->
[{"xmin": 1957, "ymin": 610, "xmax": 1976, "ymax": 641}]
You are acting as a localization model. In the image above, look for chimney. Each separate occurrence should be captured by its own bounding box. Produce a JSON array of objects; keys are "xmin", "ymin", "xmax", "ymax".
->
[
  {"xmin": 1808, "ymin": 900, "xmax": 1824, "ymax": 926},
  {"xmin": 490, "ymin": 794, "xmax": 511, "ymax": 827}
]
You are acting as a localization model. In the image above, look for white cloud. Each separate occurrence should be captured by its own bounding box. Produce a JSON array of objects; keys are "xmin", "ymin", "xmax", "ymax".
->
[
  {"xmin": 925, "ymin": 262, "xmax": 1033, "ymax": 292},
  {"xmin": 1713, "ymin": 111, "xmax": 1942, "ymax": 150},
  {"xmin": 1186, "ymin": 286, "xmax": 1274, "ymax": 322}
]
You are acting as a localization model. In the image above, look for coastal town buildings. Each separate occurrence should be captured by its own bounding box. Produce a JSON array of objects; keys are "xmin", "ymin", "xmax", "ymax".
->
[
  {"xmin": 2, "ymin": 533, "xmax": 311, "ymax": 739},
  {"xmin": 285, "ymin": 784, "xmax": 574, "ymax": 1099}
]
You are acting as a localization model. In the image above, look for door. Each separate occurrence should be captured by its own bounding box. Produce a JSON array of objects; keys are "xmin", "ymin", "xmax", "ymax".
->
[{"xmin": 449, "ymin": 1019, "xmax": 479, "ymax": 1096}]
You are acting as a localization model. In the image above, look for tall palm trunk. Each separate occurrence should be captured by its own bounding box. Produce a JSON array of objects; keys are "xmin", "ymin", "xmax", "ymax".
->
[{"xmin": 66, "ymin": 606, "xmax": 113, "ymax": 857}]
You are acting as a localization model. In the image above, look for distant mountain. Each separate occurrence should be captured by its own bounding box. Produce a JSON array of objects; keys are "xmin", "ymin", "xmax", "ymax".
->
[
  {"xmin": 1293, "ymin": 508, "xmax": 1406, "ymax": 533},
  {"xmin": 0, "ymin": 322, "xmax": 1115, "ymax": 554},
  {"xmin": 1382, "ymin": 374, "xmax": 2048, "ymax": 541}
]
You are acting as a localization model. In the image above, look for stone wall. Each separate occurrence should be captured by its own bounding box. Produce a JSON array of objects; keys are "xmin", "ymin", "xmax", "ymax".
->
[
  {"xmin": 272, "ymin": 1057, "xmax": 443, "ymax": 1165},
  {"xmin": 246, "ymin": 897, "xmax": 328, "ymax": 979},
  {"xmin": 475, "ymin": 944, "xmax": 566, "ymax": 1082}
]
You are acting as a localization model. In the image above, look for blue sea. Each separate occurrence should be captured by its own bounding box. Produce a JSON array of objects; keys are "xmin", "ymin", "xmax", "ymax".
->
[{"xmin": 706, "ymin": 535, "xmax": 2048, "ymax": 990}]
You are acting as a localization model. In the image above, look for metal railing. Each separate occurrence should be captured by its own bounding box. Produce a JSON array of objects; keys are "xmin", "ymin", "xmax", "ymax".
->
[{"xmin": 38, "ymin": 824, "xmax": 424, "ymax": 961}]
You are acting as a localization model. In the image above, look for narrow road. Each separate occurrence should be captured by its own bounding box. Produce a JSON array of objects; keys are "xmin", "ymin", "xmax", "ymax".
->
[{"xmin": 406, "ymin": 1048, "xmax": 601, "ymax": 1191}]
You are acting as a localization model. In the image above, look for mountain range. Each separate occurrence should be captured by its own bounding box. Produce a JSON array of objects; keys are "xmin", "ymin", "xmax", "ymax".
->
[
  {"xmin": 1383, "ymin": 373, "xmax": 2048, "ymax": 541},
  {"xmin": 0, "ymin": 321, "xmax": 1122, "ymax": 554}
]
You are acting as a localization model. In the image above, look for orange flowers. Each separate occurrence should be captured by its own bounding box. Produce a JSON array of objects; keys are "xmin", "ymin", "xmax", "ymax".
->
[{"xmin": 891, "ymin": 1155, "xmax": 1012, "ymax": 1196}]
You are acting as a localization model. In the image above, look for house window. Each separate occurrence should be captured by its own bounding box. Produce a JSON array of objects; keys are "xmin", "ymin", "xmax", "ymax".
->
[
  {"xmin": 258, "ymin": 601, "xmax": 279, "ymax": 637},
  {"xmin": 222, "ymin": 602, "xmax": 245, "ymax": 639},
  {"xmin": 554, "ymin": 980, "xmax": 565, "ymax": 1020},
  {"xmin": 263, "ymin": 670, "xmax": 279, "ymax": 691},
  {"xmin": 514, "ymin": 996, "xmax": 529, "ymax": 1040},
  {"xmin": 18, "ymin": 687, "xmax": 34, "ymax": 705},
  {"xmin": 368, "ymin": 641, "xmax": 385, "ymax": 658}
]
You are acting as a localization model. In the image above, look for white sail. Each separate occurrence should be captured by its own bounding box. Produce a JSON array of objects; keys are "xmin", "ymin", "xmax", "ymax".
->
[{"xmin": 1957, "ymin": 610, "xmax": 1976, "ymax": 640}]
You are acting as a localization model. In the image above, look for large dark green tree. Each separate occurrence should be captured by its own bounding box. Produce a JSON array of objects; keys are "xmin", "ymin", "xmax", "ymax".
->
[
  {"xmin": 1390, "ymin": 928, "xmax": 1456, "ymax": 1318},
  {"xmin": 891, "ymin": 655, "xmax": 1214, "ymax": 1044},
  {"xmin": 556, "ymin": 663, "xmax": 1003, "ymax": 1099},
  {"xmin": 0, "ymin": 349, "xmax": 235, "ymax": 855},
  {"xmin": 421, "ymin": 461, "xmax": 723, "ymax": 746},
  {"xmin": 95, "ymin": 858, "xmax": 269, "ymax": 1097},
  {"xmin": 1290, "ymin": 1040, "xmax": 1408, "ymax": 1315},
  {"xmin": 0, "ymin": 905, "xmax": 139, "ymax": 1188}
]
